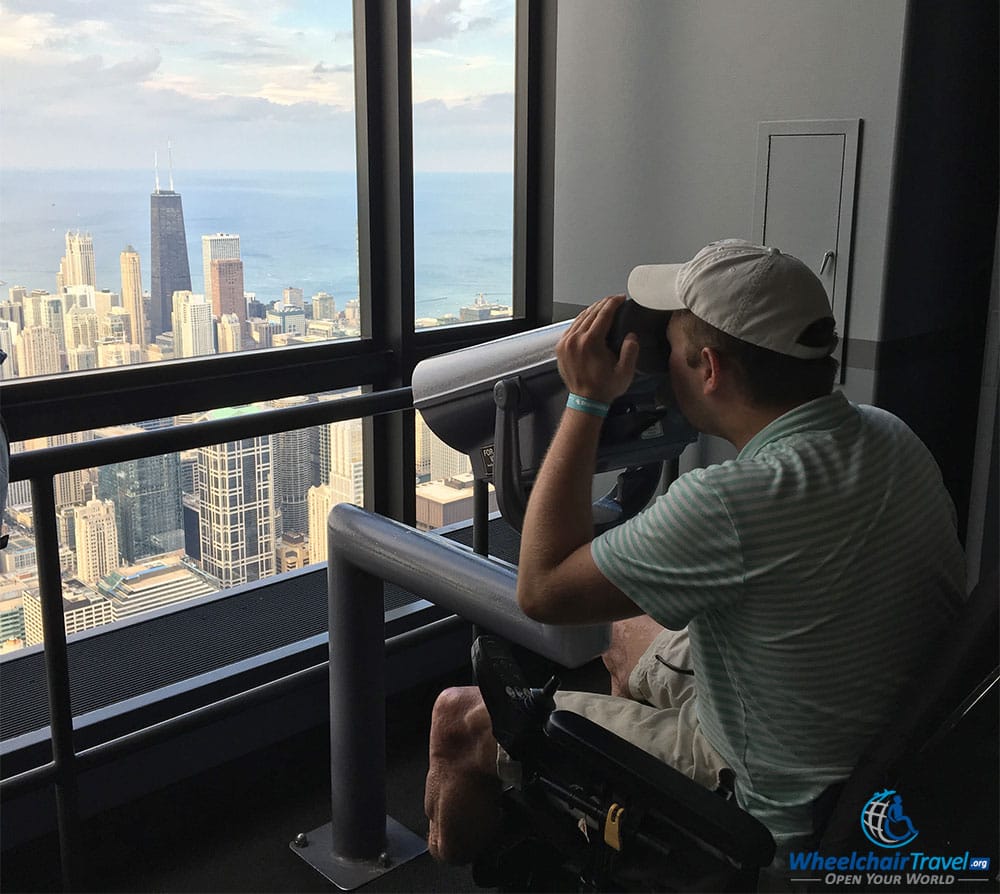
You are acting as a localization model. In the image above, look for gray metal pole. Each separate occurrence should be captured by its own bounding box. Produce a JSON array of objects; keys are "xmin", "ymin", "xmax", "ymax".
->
[
  {"xmin": 32, "ymin": 476, "xmax": 79, "ymax": 892},
  {"xmin": 326, "ymin": 539, "xmax": 387, "ymax": 860},
  {"xmin": 293, "ymin": 502, "xmax": 608, "ymax": 889}
]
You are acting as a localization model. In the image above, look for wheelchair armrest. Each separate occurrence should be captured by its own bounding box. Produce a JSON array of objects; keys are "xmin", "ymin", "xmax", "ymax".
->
[{"xmin": 544, "ymin": 709, "xmax": 776, "ymax": 869}]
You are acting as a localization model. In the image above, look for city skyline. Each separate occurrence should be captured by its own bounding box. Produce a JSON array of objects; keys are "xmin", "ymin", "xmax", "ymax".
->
[
  {"xmin": 0, "ymin": 1, "xmax": 517, "ymax": 653},
  {"xmin": 0, "ymin": 401, "xmax": 489, "ymax": 652}
]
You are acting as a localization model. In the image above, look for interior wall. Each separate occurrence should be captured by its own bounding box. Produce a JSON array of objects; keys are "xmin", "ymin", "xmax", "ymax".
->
[
  {"xmin": 552, "ymin": 0, "xmax": 908, "ymax": 467},
  {"xmin": 550, "ymin": 0, "xmax": 997, "ymax": 533},
  {"xmin": 553, "ymin": 0, "xmax": 907, "ymax": 342}
]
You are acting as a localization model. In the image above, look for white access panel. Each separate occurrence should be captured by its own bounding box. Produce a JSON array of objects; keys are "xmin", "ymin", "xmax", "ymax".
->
[{"xmin": 752, "ymin": 119, "xmax": 861, "ymax": 372}]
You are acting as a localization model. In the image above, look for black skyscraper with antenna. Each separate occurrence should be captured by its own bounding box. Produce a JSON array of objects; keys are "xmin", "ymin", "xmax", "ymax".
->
[{"xmin": 149, "ymin": 144, "xmax": 191, "ymax": 340}]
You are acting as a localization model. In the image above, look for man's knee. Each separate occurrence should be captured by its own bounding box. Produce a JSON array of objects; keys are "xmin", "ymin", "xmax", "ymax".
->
[
  {"xmin": 429, "ymin": 686, "xmax": 496, "ymax": 771},
  {"xmin": 426, "ymin": 686, "xmax": 503, "ymax": 864},
  {"xmin": 602, "ymin": 615, "xmax": 665, "ymax": 698}
]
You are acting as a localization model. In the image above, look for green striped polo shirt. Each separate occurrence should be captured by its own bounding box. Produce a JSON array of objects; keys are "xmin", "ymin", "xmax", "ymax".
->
[{"xmin": 591, "ymin": 391, "xmax": 965, "ymax": 843}]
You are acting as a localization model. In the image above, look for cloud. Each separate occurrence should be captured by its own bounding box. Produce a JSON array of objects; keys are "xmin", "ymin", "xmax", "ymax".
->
[
  {"xmin": 411, "ymin": 0, "xmax": 463, "ymax": 43},
  {"xmin": 0, "ymin": 0, "xmax": 514, "ymax": 171},
  {"xmin": 313, "ymin": 61, "xmax": 353, "ymax": 75},
  {"xmin": 412, "ymin": 90, "xmax": 514, "ymax": 171},
  {"xmin": 103, "ymin": 48, "xmax": 163, "ymax": 83}
]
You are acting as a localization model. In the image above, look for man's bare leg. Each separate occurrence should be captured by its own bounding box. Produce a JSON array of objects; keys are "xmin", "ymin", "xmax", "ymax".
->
[
  {"xmin": 602, "ymin": 615, "xmax": 665, "ymax": 697},
  {"xmin": 425, "ymin": 686, "xmax": 504, "ymax": 864}
]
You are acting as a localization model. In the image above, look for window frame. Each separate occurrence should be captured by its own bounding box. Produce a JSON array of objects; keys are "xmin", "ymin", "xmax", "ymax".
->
[{"xmin": 0, "ymin": 0, "xmax": 556, "ymax": 529}]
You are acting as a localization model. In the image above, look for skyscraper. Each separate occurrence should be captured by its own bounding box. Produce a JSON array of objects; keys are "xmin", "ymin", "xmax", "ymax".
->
[
  {"xmin": 24, "ymin": 431, "xmax": 92, "ymax": 509},
  {"xmin": 97, "ymin": 341, "xmax": 141, "ymax": 368},
  {"xmin": 328, "ymin": 418, "xmax": 364, "ymax": 508},
  {"xmin": 120, "ymin": 246, "xmax": 147, "ymax": 350},
  {"xmin": 150, "ymin": 164, "xmax": 191, "ymax": 340},
  {"xmin": 210, "ymin": 258, "xmax": 246, "ymax": 325},
  {"xmin": 0, "ymin": 321, "xmax": 17, "ymax": 380},
  {"xmin": 429, "ymin": 429, "xmax": 472, "ymax": 481},
  {"xmin": 74, "ymin": 498, "xmax": 120, "ymax": 584},
  {"xmin": 270, "ymin": 397, "xmax": 312, "ymax": 534},
  {"xmin": 171, "ymin": 291, "xmax": 214, "ymax": 358},
  {"xmin": 312, "ymin": 292, "xmax": 337, "ymax": 321},
  {"xmin": 201, "ymin": 234, "xmax": 241, "ymax": 311},
  {"xmin": 216, "ymin": 314, "xmax": 242, "ymax": 353},
  {"xmin": 197, "ymin": 409, "xmax": 276, "ymax": 587},
  {"xmin": 63, "ymin": 305, "xmax": 100, "ymax": 352},
  {"xmin": 62, "ymin": 231, "xmax": 97, "ymax": 288},
  {"xmin": 16, "ymin": 326, "xmax": 61, "ymax": 377},
  {"xmin": 96, "ymin": 428, "xmax": 184, "ymax": 564},
  {"xmin": 101, "ymin": 306, "xmax": 134, "ymax": 345},
  {"xmin": 307, "ymin": 483, "xmax": 337, "ymax": 565}
]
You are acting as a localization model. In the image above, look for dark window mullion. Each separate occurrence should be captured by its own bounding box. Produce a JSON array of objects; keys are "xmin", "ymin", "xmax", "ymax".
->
[
  {"xmin": 515, "ymin": 0, "xmax": 558, "ymax": 326},
  {"xmin": 355, "ymin": 0, "xmax": 416, "ymax": 523}
]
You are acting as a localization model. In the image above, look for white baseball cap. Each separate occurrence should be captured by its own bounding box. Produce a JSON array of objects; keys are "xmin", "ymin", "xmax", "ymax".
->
[{"xmin": 626, "ymin": 239, "xmax": 838, "ymax": 359}]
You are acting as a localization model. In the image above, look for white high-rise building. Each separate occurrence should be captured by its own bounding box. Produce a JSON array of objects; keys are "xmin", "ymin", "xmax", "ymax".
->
[
  {"xmin": 201, "ymin": 234, "xmax": 241, "ymax": 311},
  {"xmin": 75, "ymin": 498, "xmax": 120, "ymax": 585},
  {"xmin": 63, "ymin": 231, "xmax": 97, "ymax": 288},
  {"xmin": 307, "ymin": 483, "xmax": 338, "ymax": 565},
  {"xmin": 429, "ymin": 430, "xmax": 472, "ymax": 482},
  {"xmin": 67, "ymin": 345, "xmax": 97, "ymax": 371},
  {"xmin": 415, "ymin": 411, "xmax": 434, "ymax": 481},
  {"xmin": 24, "ymin": 431, "xmax": 92, "ymax": 510},
  {"xmin": 0, "ymin": 321, "xmax": 18, "ymax": 380},
  {"xmin": 101, "ymin": 306, "xmax": 134, "ymax": 345},
  {"xmin": 120, "ymin": 246, "xmax": 146, "ymax": 350},
  {"xmin": 328, "ymin": 418, "xmax": 364, "ymax": 508},
  {"xmin": 171, "ymin": 291, "xmax": 215, "ymax": 358},
  {"xmin": 97, "ymin": 340, "xmax": 141, "ymax": 368},
  {"xmin": 197, "ymin": 409, "xmax": 276, "ymax": 587},
  {"xmin": 216, "ymin": 314, "xmax": 242, "ymax": 353},
  {"xmin": 16, "ymin": 326, "xmax": 61, "ymax": 377},
  {"xmin": 61, "ymin": 285, "xmax": 95, "ymax": 315},
  {"xmin": 64, "ymin": 304, "xmax": 100, "ymax": 351},
  {"xmin": 39, "ymin": 295, "xmax": 68, "ymax": 355},
  {"xmin": 22, "ymin": 292, "xmax": 49, "ymax": 329}
]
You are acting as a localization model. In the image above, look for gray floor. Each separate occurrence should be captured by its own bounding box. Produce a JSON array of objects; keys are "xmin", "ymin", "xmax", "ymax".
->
[{"xmin": 1, "ymin": 658, "xmax": 610, "ymax": 894}]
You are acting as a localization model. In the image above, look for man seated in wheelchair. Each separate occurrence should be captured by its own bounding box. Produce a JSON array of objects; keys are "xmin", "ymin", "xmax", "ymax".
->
[{"xmin": 424, "ymin": 240, "xmax": 966, "ymax": 868}]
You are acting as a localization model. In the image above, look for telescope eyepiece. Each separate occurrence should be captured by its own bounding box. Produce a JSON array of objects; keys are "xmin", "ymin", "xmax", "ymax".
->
[{"xmin": 606, "ymin": 298, "xmax": 672, "ymax": 375}]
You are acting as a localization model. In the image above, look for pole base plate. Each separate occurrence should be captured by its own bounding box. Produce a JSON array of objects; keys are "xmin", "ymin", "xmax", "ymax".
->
[{"xmin": 290, "ymin": 816, "xmax": 428, "ymax": 891}]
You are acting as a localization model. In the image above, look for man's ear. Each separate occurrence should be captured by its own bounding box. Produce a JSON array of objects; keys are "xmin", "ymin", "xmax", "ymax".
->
[{"xmin": 700, "ymin": 346, "xmax": 723, "ymax": 395}]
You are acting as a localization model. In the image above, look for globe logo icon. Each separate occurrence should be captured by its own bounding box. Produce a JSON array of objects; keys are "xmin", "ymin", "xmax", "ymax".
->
[{"xmin": 861, "ymin": 789, "xmax": 919, "ymax": 848}]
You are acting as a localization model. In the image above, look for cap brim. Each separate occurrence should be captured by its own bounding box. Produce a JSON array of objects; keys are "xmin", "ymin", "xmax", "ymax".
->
[{"xmin": 626, "ymin": 264, "xmax": 687, "ymax": 311}]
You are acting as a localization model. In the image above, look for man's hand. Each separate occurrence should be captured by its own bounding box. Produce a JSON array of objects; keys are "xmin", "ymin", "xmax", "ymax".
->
[
  {"xmin": 556, "ymin": 294, "xmax": 640, "ymax": 403},
  {"xmin": 515, "ymin": 293, "xmax": 643, "ymax": 626}
]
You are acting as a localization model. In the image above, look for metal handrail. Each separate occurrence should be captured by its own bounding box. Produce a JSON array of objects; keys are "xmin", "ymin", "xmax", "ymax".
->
[
  {"xmin": 2, "ymin": 384, "xmax": 416, "ymax": 891},
  {"xmin": 0, "ymin": 614, "xmax": 467, "ymax": 801},
  {"xmin": 9, "ymin": 386, "xmax": 414, "ymax": 479},
  {"xmin": 292, "ymin": 503, "xmax": 609, "ymax": 888}
]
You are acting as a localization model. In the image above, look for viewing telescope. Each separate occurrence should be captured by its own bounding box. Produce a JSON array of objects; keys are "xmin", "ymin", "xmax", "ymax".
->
[{"xmin": 412, "ymin": 299, "xmax": 698, "ymax": 533}]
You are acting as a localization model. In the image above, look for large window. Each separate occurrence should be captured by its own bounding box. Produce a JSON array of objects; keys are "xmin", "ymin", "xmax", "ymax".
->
[
  {"xmin": 0, "ymin": 1, "xmax": 359, "ymax": 376},
  {"xmin": 0, "ymin": 0, "xmax": 538, "ymax": 657},
  {"xmin": 411, "ymin": 0, "xmax": 516, "ymax": 331},
  {"xmin": 410, "ymin": 0, "xmax": 516, "ymax": 523}
]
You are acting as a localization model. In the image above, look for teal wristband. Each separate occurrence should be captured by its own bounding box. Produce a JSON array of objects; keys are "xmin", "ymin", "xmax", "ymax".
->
[{"xmin": 566, "ymin": 393, "xmax": 610, "ymax": 418}]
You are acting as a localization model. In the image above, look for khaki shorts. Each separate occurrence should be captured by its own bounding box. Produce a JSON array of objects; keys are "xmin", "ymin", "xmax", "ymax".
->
[{"xmin": 498, "ymin": 627, "xmax": 728, "ymax": 791}]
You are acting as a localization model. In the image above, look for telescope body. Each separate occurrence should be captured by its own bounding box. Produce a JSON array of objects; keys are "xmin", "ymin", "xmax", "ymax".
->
[{"xmin": 413, "ymin": 320, "xmax": 696, "ymax": 489}]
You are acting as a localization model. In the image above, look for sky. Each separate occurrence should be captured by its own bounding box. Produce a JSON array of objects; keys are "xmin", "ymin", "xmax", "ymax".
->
[{"xmin": 0, "ymin": 0, "xmax": 516, "ymax": 172}]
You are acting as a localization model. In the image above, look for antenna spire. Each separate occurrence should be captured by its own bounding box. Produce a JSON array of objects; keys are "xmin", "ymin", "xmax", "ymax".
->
[
  {"xmin": 154, "ymin": 151, "xmax": 160, "ymax": 192},
  {"xmin": 167, "ymin": 139, "xmax": 175, "ymax": 191}
]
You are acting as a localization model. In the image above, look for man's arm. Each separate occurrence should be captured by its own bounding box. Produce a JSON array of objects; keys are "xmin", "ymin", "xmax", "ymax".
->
[{"xmin": 516, "ymin": 295, "xmax": 644, "ymax": 625}]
